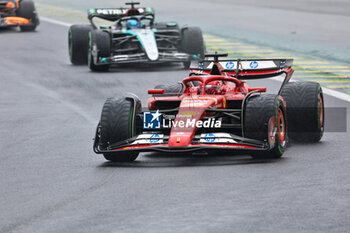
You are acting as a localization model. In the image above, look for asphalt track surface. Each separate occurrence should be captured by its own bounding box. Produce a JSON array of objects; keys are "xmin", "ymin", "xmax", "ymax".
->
[{"xmin": 1, "ymin": 1, "xmax": 350, "ymax": 233}]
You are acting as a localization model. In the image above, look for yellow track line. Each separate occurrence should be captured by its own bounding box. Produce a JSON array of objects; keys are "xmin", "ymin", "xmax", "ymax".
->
[
  {"xmin": 207, "ymin": 42, "xmax": 243, "ymax": 45},
  {"xmin": 251, "ymin": 54, "xmax": 294, "ymax": 56},
  {"xmin": 204, "ymin": 34, "xmax": 350, "ymax": 96},
  {"xmin": 211, "ymin": 48, "xmax": 292, "ymax": 55},
  {"xmin": 205, "ymin": 39, "xmax": 236, "ymax": 42},
  {"xmin": 295, "ymin": 75, "xmax": 349, "ymax": 78},
  {"xmin": 296, "ymin": 73, "xmax": 349, "ymax": 76},
  {"xmin": 294, "ymin": 57, "xmax": 314, "ymax": 60},
  {"xmin": 296, "ymin": 66, "xmax": 350, "ymax": 69},
  {"xmin": 229, "ymin": 50, "xmax": 276, "ymax": 53},
  {"xmin": 308, "ymin": 80, "xmax": 350, "ymax": 83},
  {"xmin": 294, "ymin": 61, "xmax": 330, "ymax": 64},
  {"xmin": 218, "ymin": 46, "xmax": 259, "ymax": 49},
  {"xmin": 324, "ymin": 85, "xmax": 350, "ymax": 88},
  {"xmin": 211, "ymin": 49, "xmax": 294, "ymax": 57},
  {"xmin": 206, "ymin": 46, "xmax": 227, "ymax": 49},
  {"xmin": 203, "ymin": 35, "xmax": 221, "ymax": 38},
  {"xmin": 296, "ymin": 70, "xmax": 350, "ymax": 73}
]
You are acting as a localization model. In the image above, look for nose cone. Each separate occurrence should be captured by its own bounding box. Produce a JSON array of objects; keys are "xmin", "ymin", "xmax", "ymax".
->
[
  {"xmin": 168, "ymin": 97, "xmax": 217, "ymax": 147},
  {"xmin": 168, "ymin": 132, "xmax": 193, "ymax": 147},
  {"xmin": 136, "ymin": 29, "xmax": 159, "ymax": 61}
]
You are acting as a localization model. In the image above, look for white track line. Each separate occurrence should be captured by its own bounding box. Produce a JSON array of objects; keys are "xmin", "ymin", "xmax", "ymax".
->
[
  {"xmin": 40, "ymin": 16, "xmax": 72, "ymax": 27},
  {"xmin": 322, "ymin": 87, "xmax": 350, "ymax": 102},
  {"xmin": 40, "ymin": 17, "xmax": 350, "ymax": 103}
]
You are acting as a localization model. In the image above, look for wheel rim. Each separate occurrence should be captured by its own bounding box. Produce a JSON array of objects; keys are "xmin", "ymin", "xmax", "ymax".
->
[
  {"xmin": 268, "ymin": 117, "xmax": 276, "ymax": 144},
  {"xmin": 277, "ymin": 108, "xmax": 286, "ymax": 144},
  {"xmin": 318, "ymin": 94, "xmax": 324, "ymax": 129}
]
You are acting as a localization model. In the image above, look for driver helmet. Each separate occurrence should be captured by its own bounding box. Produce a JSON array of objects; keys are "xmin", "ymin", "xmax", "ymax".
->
[
  {"xmin": 205, "ymin": 81, "xmax": 222, "ymax": 94},
  {"xmin": 127, "ymin": 19, "xmax": 139, "ymax": 28}
]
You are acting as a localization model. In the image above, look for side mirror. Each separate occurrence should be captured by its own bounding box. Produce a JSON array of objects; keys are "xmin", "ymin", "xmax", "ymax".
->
[
  {"xmin": 148, "ymin": 89, "xmax": 165, "ymax": 95},
  {"xmin": 248, "ymin": 87, "xmax": 266, "ymax": 93}
]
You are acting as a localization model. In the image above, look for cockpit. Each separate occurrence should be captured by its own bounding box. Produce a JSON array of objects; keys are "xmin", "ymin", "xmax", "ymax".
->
[{"xmin": 115, "ymin": 15, "xmax": 154, "ymax": 29}]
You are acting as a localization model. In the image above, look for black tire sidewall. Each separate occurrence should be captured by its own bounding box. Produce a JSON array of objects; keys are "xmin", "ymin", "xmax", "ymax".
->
[
  {"xmin": 100, "ymin": 97, "xmax": 140, "ymax": 161},
  {"xmin": 244, "ymin": 94, "xmax": 287, "ymax": 159},
  {"xmin": 69, "ymin": 25, "xmax": 93, "ymax": 65},
  {"xmin": 17, "ymin": 0, "xmax": 38, "ymax": 31},
  {"xmin": 280, "ymin": 82, "xmax": 324, "ymax": 142},
  {"xmin": 181, "ymin": 27, "xmax": 204, "ymax": 60}
]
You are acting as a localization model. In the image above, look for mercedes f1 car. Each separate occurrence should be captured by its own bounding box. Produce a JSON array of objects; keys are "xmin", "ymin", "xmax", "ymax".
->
[
  {"xmin": 68, "ymin": 2, "xmax": 205, "ymax": 71},
  {"xmin": 93, "ymin": 53, "xmax": 324, "ymax": 162},
  {"xmin": 0, "ymin": 0, "xmax": 39, "ymax": 31}
]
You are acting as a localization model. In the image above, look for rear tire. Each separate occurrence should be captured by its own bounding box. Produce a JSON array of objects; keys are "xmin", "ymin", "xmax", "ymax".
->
[
  {"xmin": 17, "ymin": 0, "xmax": 38, "ymax": 31},
  {"xmin": 244, "ymin": 94, "xmax": 287, "ymax": 159},
  {"xmin": 68, "ymin": 25, "xmax": 93, "ymax": 65},
  {"xmin": 280, "ymin": 82, "xmax": 324, "ymax": 142},
  {"xmin": 100, "ymin": 97, "xmax": 140, "ymax": 162},
  {"xmin": 181, "ymin": 27, "xmax": 205, "ymax": 69},
  {"xmin": 88, "ymin": 30, "xmax": 111, "ymax": 72}
]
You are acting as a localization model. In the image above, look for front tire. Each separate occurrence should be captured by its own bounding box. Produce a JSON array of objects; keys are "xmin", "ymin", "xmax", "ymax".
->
[
  {"xmin": 68, "ymin": 25, "xmax": 93, "ymax": 65},
  {"xmin": 99, "ymin": 97, "xmax": 140, "ymax": 162},
  {"xmin": 181, "ymin": 27, "xmax": 205, "ymax": 69},
  {"xmin": 244, "ymin": 94, "xmax": 287, "ymax": 159},
  {"xmin": 88, "ymin": 30, "xmax": 111, "ymax": 72},
  {"xmin": 17, "ymin": 0, "xmax": 39, "ymax": 31},
  {"xmin": 280, "ymin": 82, "xmax": 324, "ymax": 142}
]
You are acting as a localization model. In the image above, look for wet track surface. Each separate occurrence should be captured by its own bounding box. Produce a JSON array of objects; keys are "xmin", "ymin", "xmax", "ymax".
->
[{"xmin": 1, "ymin": 1, "xmax": 350, "ymax": 232}]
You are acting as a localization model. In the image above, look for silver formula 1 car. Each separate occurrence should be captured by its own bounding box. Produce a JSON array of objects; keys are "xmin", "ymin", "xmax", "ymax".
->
[{"xmin": 68, "ymin": 2, "xmax": 205, "ymax": 71}]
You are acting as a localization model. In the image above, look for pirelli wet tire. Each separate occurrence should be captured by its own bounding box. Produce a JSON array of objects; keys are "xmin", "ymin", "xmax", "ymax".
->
[
  {"xmin": 280, "ymin": 81, "xmax": 324, "ymax": 142},
  {"xmin": 68, "ymin": 25, "xmax": 93, "ymax": 65},
  {"xmin": 244, "ymin": 94, "xmax": 287, "ymax": 159},
  {"xmin": 88, "ymin": 30, "xmax": 111, "ymax": 72},
  {"xmin": 100, "ymin": 97, "xmax": 140, "ymax": 162},
  {"xmin": 17, "ymin": 0, "xmax": 38, "ymax": 31},
  {"xmin": 181, "ymin": 27, "xmax": 205, "ymax": 69}
]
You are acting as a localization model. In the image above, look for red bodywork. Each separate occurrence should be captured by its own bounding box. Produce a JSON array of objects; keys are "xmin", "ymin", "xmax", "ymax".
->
[{"xmin": 93, "ymin": 56, "xmax": 294, "ymax": 154}]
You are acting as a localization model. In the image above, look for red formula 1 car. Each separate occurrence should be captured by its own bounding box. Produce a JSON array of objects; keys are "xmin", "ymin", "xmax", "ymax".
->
[
  {"xmin": 0, "ymin": 0, "xmax": 39, "ymax": 31},
  {"xmin": 93, "ymin": 53, "xmax": 324, "ymax": 162}
]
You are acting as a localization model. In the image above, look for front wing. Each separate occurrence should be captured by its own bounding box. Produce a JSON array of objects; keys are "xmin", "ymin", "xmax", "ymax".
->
[
  {"xmin": 0, "ymin": 16, "xmax": 35, "ymax": 27},
  {"xmin": 94, "ymin": 52, "xmax": 190, "ymax": 65},
  {"xmin": 94, "ymin": 132, "xmax": 271, "ymax": 154}
]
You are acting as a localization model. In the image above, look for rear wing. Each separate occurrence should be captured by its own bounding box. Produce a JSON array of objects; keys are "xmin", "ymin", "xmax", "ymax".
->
[
  {"xmin": 190, "ymin": 52, "xmax": 293, "ymax": 80},
  {"xmin": 88, "ymin": 7, "xmax": 154, "ymax": 21},
  {"xmin": 190, "ymin": 58, "xmax": 293, "ymax": 79},
  {"xmin": 190, "ymin": 53, "xmax": 294, "ymax": 95}
]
